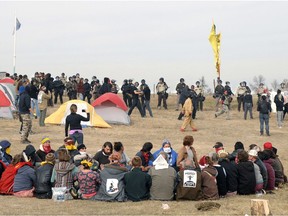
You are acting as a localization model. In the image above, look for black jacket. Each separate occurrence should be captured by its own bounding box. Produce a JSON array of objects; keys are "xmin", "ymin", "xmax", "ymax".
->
[
  {"xmin": 219, "ymin": 159, "xmax": 238, "ymax": 192},
  {"xmin": 214, "ymin": 165, "xmax": 227, "ymax": 196},
  {"xmin": 35, "ymin": 163, "xmax": 54, "ymax": 198},
  {"xmin": 257, "ymin": 100, "xmax": 272, "ymax": 114},
  {"xmin": 124, "ymin": 167, "xmax": 152, "ymax": 201},
  {"xmin": 236, "ymin": 161, "xmax": 256, "ymax": 195},
  {"xmin": 274, "ymin": 94, "xmax": 284, "ymax": 111},
  {"xmin": 65, "ymin": 113, "xmax": 90, "ymax": 137},
  {"xmin": 19, "ymin": 92, "xmax": 31, "ymax": 114}
]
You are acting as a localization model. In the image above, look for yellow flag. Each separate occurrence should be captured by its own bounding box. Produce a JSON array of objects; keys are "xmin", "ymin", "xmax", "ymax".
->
[{"xmin": 209, "ymin": 24, "xmax": 221, "ymax": 77}]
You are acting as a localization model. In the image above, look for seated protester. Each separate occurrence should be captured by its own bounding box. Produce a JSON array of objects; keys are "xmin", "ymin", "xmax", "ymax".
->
[
  {"xmin": 201, "ymin": 155, "xmax": 219, "ymax": 200},
  {"xmin": 263, "ymin": 149, "xmax": 284, "ymax": 187},
  {"xmin": 124, "ymin": 156, "xmax": 152, "ymax": 202},
  {"xmin": 263, "ymin": 142, "xmax": 286, "ymax": 186},
  {"xmin": 74, "ymin": 160, "xmax": 101, "ymax": 200},
  {"xmin": 93, "ymin": 152, "xmax": 128, "ymax": 202},
  {"xmin": 211, "ymin": 153, "xmax": 227, "ymax": 198},
  {"xmin": 114, "ymin": 142, "xmax": 131, "ymax": 168},
  {"xmin": 35, "ymin": 153, "xmax": 56, "ymax": 199},
  {"xmin": 177, "ymin": 135, "xmax": 199, "ymax": 171},
  {"xmin": 213, "ymin": 142, "xmax": 224, "ymax": 153},
  {"xmin": 258, "ymin": 151, "xmax": 275, "ymax": 191},
  {"xmin": 228, "ymin": 141, "xmax": 244, "ymax": 163},
  {"xmin": 93, "ymin": 142, "xmax": 113, "ymax": 170},
  {"xmin": 0, "ymin": 158, "xmax": 5, "ymax": 179},
  {"xmin": 176, "ymin": 159, "xmax": 202, "ymax": 201},
  {"xmin": 249, "ymin": 144, "xmax": 262, "ymax": 152},
  {"xmin": 74, "ymin": 144, "xmax": 93, "ymax": 167},
  {"xmin": 136, "ymin": 142, "xmax": 154, "ymax": 172},
  {"xmin": 23, "ymin": 144, "xmax": 42, "ymax": 167},
  {"xmin": 153, "ymin": 139, "xmax": 178, "ymax": 170},
  {"xmin": 248, "ymin": 149, "xmax": 267, "ymax": 194},
  {"xmin": 0, "ymin": 154, "xmax": 23, "ymax": 195},
  {"xmin": 13, "ymin": 152, "xmax": 36, "ymax": 197},
  {"xmin": 148, "ymin": 152, "xmax": 177, "ymax": 201},
  {"xmin": 218, "ymin": 150, "xmax": 238, "ymax": 197},
  {"xmin": 56, "ymin": 137, "xmax": 79, "ymax": 163},
  {"xmin": 36, "ymin": 137, "xmax": 55, "ymax": 162},
  {"xmin": 236, "ymin": 150, "xmax": 256, "ymax": 195},
  {"xmin": 0, "ymin": 140, "xmax": 13, "ymax": 166},
  {"xmin": 51, "ymin": 149, "xmax": 78, "ymax": 194}
]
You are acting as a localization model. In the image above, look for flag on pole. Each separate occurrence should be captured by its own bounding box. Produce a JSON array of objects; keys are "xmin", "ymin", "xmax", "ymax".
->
[
  {"xmin": 208, "ymin": 23, "xmax": 221, "ymax": 78},
  {"xmin": 12, "ymin": 18, "xmax": 21, "ymax": 35}
]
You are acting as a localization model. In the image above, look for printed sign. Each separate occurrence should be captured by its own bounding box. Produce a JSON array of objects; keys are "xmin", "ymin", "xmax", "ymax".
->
[
  {"xmin": 106, "ymin": 179, "xmax": 119, "ymax": 194},
  {"xmin": 183, "ymin": 170, "xmax": 197, "ymax": 188}
]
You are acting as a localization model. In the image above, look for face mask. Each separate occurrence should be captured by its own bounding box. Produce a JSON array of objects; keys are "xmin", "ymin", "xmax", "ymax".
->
[
  {"xmin": 79, "ymin": 151, "xmax": 86, "ymax": 155},
  {"xmin": 163, "ymin": 147, "xmax": 171, "ymax": 154},
  {"xmin": 5, "ymin": 147, "xmax": 11, "ymax": 155}
]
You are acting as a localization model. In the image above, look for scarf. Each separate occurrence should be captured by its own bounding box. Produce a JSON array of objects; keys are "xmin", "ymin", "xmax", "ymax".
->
[
  {"xmin": 66, "ymin": 145, "xmax": 77, "ymax": 151},
  {"xmin": 40, "ymin": 161, "xmax": 54, "ymax": 166},
  {"xmin": 143, "ymin": 152, "xmax": 150, "ymax": 164},
  {"xmin": 43, "ymin": 145, "xmax": 52, "ymax": 154}
]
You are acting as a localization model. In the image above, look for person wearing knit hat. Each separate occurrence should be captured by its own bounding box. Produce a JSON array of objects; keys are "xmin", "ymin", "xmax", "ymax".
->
[
  {"xmin": 152, "ymin": 139, "xmax": 178, "ymax": 170},
  {"xmin": 0, "ymin": 140, "xmax": 12, "ymax": 166},
  {"xmin": 74, "ymin": 144, "xmax": 93, "ymax": 167},
  {"xmin": 263, "ymin": 142, "xmax": 273, "ymax": 150},
  {"xmin": 36, "ymin": 137, "xmax": 55, "ymax": 162},
  {"xmin": 22, "ymin": 144, "xmax": 41, "ymax": 166},
  {"xmin": 35, "ymin": 153, "xmax": 56, "ymax": 199}
]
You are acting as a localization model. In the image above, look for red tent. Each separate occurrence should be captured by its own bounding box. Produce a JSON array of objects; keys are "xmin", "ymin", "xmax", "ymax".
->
[
  {"xmin": 0, "ymin": 78, "xmax": 14, "ymax": 84},
  {"xmin": 0, "ymin": 90, "xmax": 11, "ymax": 107},
  {"xmin": 92, "ymin": 93, "xmax": 128, "ymax": 111}
]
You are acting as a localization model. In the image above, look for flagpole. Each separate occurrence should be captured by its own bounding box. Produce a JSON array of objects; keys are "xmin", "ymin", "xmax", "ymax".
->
[{"xmin": 13, "ymin": 15, "xmax": 17, "ymax": 75}]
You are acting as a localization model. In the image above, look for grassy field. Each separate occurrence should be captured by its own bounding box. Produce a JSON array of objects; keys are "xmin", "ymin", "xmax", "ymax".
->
[{"xmin": 0, "ymin": 94, "xmax": 287, "ymax": 215}]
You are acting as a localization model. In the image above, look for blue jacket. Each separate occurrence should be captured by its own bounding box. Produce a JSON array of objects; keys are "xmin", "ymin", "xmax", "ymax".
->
[
  {"xmin": 152, "ymin": 148, "xmax": 178, "ymax": 168},
  {"xmin": 13, "ymin": 165, "xmax": 36, "ymax": 192}
]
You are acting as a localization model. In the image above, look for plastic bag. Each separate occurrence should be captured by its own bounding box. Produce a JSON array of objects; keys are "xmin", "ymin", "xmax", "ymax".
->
[{"xmin": 52, "ymin": 187, "xmax": 67, "ymax": 202}]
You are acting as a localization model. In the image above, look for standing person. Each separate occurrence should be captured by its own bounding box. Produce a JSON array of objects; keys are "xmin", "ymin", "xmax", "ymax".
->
[
  {"xmin": 236, "ymin": 82, "xmax": 248, "ymax": 112},
  {"xmin": 177, "ymin": 85, "xmax": 190, "ymax": 120},
  {"xmin": 44, "ymin": 73, "xmax": 54, "ymax": 107},
  {"xmin": 148, "ymin": 152, "xmax": 177, "ymax": 201},
  {"xmin": 194, "ymin": 81, "xmax": 204, "ymax": 111},
  {"xmin": 142, "ymin": 83, "xmax": 153, "ymax": 117},
  {"xmin": 257, "ymin": 95, "xmax": 272, "ymax": 136},
  {"xmin": 274, "ymin": 89, "xmax": 284, "ymax": 128},
  {"xmin": 83, "ymin": 78, "xmax": 92, "ymax": 103},
  {"xmin": 92, "ymin": 79, "xmax": 102, "ymax": 100},
  {"xmin": 121, "ymin": 79, "xmax": 130, "ymax": 107},
  {"xmin": 29, "ymin": 79, "xmax": 40, "ymax": 119},
  {"xmin": 77, "ymin": 78, "xmax": 85, "ymax": 100},
  {"xmin": 65, "ymin": 104, "xmax": 90, "ymax": 145},
  {"xmin": 243, "ymin": 92, "xmax": 253, "ymax": 120},
  {"xmin": 139, "ymin": 79, "xmax": 148, "ymax": 106},
  {"xmin": 256, "ymin": 83, "xmax": 269, "ymax": 104},
  {"xmin": 99, "ymin": 77, "xmax": 111, "ymax": 95},
  {"xmin": 190, "ymin": 85, "xmax": 198, "ymax": 119},
  {"xmin": 18, "ymin": 86, "xmax": 32, "ymax": 144},
  {"xmin": 213, "ymin": 79, "xmax": 224, "ymax": 112},
  {"xmin": 66, "ymin": 77, "xmax": 77, "ymax": 100},
  {"xmin": 124, "ymin": 156, "xmax": 152, "ymax": 202},
  {"xmin": 110, "ymin": 79, "xmax": 119, "ymax": 94},
  {"xmin": 127, "ymin": 82, "xmax": 144, "ymax": 117},
  {"xmin": 38, "ymin": 85, "xmax": 51, "ymax": 127},
  {"xmin": 215, "ymin": 90, "xmax": 232, "ymax": 120},
  {"xmin": 53, "ymin": 76, "xmax": 65, "ymax": 105},
  {"xmin": 180, "ymin": 93, "xmax": 198, "ymax": 132},
  {"xmin": 224, "ymin": 81, "xmax": 234, "ymax": 96},
  {"xmin": 156, "ymin": 77, "xmax": 168, "ymax": 110},
  {"xmin": 175, "ymin": 78, "xmax": 186, "ymax": 111}
]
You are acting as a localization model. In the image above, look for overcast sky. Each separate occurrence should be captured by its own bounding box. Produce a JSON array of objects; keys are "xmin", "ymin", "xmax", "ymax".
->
[{"xmin": 0, "ymin": 1, "xmax": 288, "ymax": 91}]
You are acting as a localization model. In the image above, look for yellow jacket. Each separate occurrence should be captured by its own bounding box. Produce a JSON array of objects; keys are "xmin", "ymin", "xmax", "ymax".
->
[{"xmin": 182, "ymin": 98, "xmax": 193, "ymax": 117}]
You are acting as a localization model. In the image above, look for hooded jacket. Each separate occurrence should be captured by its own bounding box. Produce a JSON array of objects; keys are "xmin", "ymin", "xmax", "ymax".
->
[
  {"xmin": 236, "ymin": 161, "xmax": 256, "ymax": 195},
  {"xmin": 52, "ymin": 162, "xmax": 77, "ymax": 189},
  {"xmin": 263, "ymin": 159, "xmax": 275, "ymax": 190},
  {"xmin": 93, "ymin": 164, "xmax": 128, "ymax": 201},
  {"xmin": 201, "ymin": 166, "xmax": 219, "ymax": 200},
  {"xmin": 0, "ymin": 140, "xmax": 12, "ymax": 166}
]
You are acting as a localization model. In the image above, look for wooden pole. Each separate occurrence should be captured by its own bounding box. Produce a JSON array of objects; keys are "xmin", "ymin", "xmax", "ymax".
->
[{"xmin": 250, "ymin": 199, "xmax": 272, "ymax": 216}]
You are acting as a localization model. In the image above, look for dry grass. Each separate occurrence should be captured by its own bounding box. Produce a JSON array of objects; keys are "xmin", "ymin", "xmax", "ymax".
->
[{"xmin": 0, "ymin": 94, "xmax": 287, "ymax": 215}]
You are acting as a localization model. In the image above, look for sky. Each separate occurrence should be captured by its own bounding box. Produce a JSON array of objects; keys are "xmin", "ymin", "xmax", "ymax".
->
[{"xmin": 0, "ymin": 1, "xmax": 288, "ymax": 92}]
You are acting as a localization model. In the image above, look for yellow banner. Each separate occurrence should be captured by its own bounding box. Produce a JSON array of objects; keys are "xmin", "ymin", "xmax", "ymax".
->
[{"xmin": 209, "ymin": 24, "xmax": 221, "ymax": 77}]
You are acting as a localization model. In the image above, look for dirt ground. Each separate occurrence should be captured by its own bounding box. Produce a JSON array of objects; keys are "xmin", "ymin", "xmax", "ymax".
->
[{"xmin": 0, "ymin": 94, "xmax": 287, "ymax": 215}]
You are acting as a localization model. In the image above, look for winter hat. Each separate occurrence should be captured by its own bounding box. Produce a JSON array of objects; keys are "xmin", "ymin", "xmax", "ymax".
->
[
  {"xmin": 248, "ymin": 149, "xmax": 258, "ymax": 157},
  {"xmin": 218, "ymin": 150, "xmax": 228, "ymax": 159},
  {"xmin": 0, "ymin": 140, "xmax": 11, "ymax": 150},
  {"xmin": 41, "ymin": 137, "xmax": 50, "ymax": 144},
  {"xmin": 162, "ymin": 139, "xmax": 171, "ymax": 147},
  {"xmin": 24, "ymin": 145, "xmax": 36, "ymax": 157},
  {"xmin": 213, "ymin": 142, "xmax": 223, "ymax": 149},
  {"xmin": 77, "ymin": 144, "xmax": 86, "ymax": 151},
  {"xmin": 45, "ymin": 153, "xmax": 55, "ymax": 163},
  {"xmin": 263, "ymin": 142, "xmax": 273, "ymax": 150},
  {"xmin": 19, "ymin": 86, "xmax": 25, "ymax": 94},
  {"xmin": 234, "ymin": 141, "xmax": 244, "ymax": 151}
]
